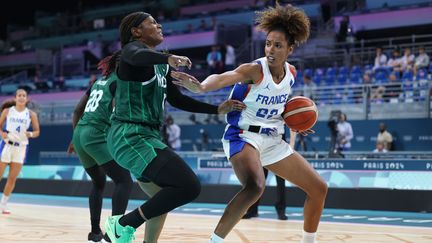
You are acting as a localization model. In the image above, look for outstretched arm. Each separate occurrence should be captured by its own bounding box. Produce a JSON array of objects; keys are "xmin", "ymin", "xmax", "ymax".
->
[
  {"xmin": 171, "ymin": 63, "xmax": 262, "ymax": 93},
  {"xmin": 166, "ymin": 75, "xmax": 245, "ymax": 114},
  {"xmin": 122, "ymin": 42, "xmax": 191, "ymax": 69}
]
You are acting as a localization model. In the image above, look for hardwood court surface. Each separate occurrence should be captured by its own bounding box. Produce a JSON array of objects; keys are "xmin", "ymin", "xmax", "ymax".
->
[{"xmin": 0, "ymin": 203, "xmax": 431, "ymax": 242}]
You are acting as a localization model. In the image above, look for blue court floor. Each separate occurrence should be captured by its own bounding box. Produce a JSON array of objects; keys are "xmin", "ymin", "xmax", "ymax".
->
[{"xmin": 10, "ymin": 193, "xmax": 432, "ymax": 228}]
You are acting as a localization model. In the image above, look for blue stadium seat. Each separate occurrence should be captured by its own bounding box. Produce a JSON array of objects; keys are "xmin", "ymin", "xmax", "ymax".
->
[
  {"xmin": 416, "ymin": 68, "xmax": 428, "ymax": 81},
  {"xmin": 401, "ymin": 70, "xmax": 414, "ymax": 81},
  {"xmin": 303, "ymin": 68, "xmax": 313, "ymax": 77},
  {"xmin": 374, "ymin": 71, "xmax": 388, "ymax": 83},
  {"xmin": 337, "ymin": 74, "xmax": 348, "ymax": 84},
  {"xmin": 326, "ymin": 67, "xmax": 337, "ymax": 77},
  {"xmin": 314, "ymin": 68, "xmax": 325, "ymax": 77},
  {"xmin": 313, "ymin": 75, "xmax": 322, "ymax": 86},
  {"xmin": 351, "ymin": 65, "xmax": 362, "ymax": 75},
  {"xmin": 339, "ymin": 66, "xmax": 349, "ymax": 76},
  {"xmin": 349, "ymin": 73, "xmax": 362, "ymax": 84},
  {"xmin": 364, "ymin": 64, "xmax": 373, "ymax": 72}
]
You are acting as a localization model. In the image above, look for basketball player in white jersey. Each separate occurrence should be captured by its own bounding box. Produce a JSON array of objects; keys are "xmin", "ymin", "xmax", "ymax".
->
[
  {"xmin": 0, "ymin": 89, "xmax": 40, "ymax": 214},
  {"xmin": 171, "ymin": 4, "xmax": 327, "ymax": 243}
]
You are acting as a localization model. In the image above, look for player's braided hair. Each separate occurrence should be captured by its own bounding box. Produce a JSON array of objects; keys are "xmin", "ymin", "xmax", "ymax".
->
[
  {"xmin": 98, "ymin": 12, "xmax": 150, "ymax": 79},
  {"xmin": 97, "ymin": 50, "xmax": 120, "ymax": 79},
  {"xmin": 255, "ymin": 3, "xmax": 310, "ymax": 46}
]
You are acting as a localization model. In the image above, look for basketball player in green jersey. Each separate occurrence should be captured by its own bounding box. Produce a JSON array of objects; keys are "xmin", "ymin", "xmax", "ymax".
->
[
  {"xmin": 71, "ymin": 68, "xmax": 243, "ymax": 243},
  {"xmin": 69, "ymin": 72, "xmax": 133, "ymax": 243},
  {"xmin": 72, "ymin": 12, "xmax": 245, "ymax": 243}
]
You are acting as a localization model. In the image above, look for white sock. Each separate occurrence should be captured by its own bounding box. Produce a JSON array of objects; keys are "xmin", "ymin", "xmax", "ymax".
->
[
  {"xmin": 209, "ymin": 232, "xmax": 224, "ymax": 243},
  {"xmin": 1, "ymin": 194, "xmax": 9, "ymax": 205},
  {"xmin": 301, "ymin": 230, "xmax": 317, "ymax": 243}
]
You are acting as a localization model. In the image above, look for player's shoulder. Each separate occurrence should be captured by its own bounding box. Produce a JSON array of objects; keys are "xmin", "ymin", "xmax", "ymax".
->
[
  {"xmin": 2, "ymin": 107, "xmax": 11, "ymax": 115},
  {"xmin": 287, "ymin": 62, "xmax": 297, "ymax": 77}
]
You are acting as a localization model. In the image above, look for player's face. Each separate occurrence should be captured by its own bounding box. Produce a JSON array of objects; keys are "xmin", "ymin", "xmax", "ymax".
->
[
  {"xmin": 264, "ymin": 31, "xmax": 293, "ymax": 68},
  {"xmin": 133, "ymin": 16, "xmax": 163, "ymax": 48},
  {"xmin": 15, "ymin": 90, "xmax": 28, "ymax": 105}
]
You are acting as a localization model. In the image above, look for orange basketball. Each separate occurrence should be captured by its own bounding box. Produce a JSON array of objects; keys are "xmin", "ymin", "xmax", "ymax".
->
[{"xmin": 282, "ymin": 96, "xmax": 318, "ymax": 131}]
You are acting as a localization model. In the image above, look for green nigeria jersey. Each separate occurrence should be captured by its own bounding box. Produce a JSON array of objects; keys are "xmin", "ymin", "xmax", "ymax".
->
[
  {"xmin": 112, "ymin": 64, "xmax": 168, "ymax": 126},
  {"xmin": 77, "ymin": 74, "xmax": 117, "ymax": 129}
]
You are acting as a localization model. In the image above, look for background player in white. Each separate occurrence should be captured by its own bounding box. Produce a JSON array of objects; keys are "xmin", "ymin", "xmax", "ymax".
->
[
  {"xmin": 171, "ymin": 4, "xmax": 327, "ymax": 243},
  {"xmin": 0, "ymin": 89, "xmax": 40, "ymax": 214}
]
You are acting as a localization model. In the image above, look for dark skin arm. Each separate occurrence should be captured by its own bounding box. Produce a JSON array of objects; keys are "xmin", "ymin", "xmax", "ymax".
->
[
  {"xmin": 166, "ymin": 72, "xmax": 245, "ymax": 114},
  {"xmin": 67, "ymin": 93, "xmax": 89, "ymax": 154}
]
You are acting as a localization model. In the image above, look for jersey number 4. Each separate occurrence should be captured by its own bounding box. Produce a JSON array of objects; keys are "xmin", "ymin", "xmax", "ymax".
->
[{"xmin": 85, "ymin": 90, "xmax": 104, "ymax": 112}]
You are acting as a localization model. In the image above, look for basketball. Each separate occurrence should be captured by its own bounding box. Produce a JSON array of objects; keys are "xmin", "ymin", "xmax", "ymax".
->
[{"xmin": 282, "ymin": 96, "xmax": 318, "ymax": 131}]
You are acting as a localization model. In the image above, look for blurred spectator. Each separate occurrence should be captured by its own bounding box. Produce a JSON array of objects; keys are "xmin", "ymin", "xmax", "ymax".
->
[
  {"xmin": 301, "ymin": 74, "xmax": 317, "ymax": 100},
  {"xmin": 413, "ymin": 46, "xmax": 430, "ymax": 77},
  {"xmin": 336, "ymin": 16, "xmax": 354, "ymax": 52},
  {"xmin": 320, "ymin": 0, "xmax": 331, "ymax": 24},
  {"xmin": 373, "ymin": 141, "xmax": 388, "ymax": 153},
  {"xmin": 33, "ymin": 69, "xmax": 49, "ymax": 92},
  {"xmin": 200, "ymin": 128, "xmax": 209, "ymax": 151},
  {"xmin": 336, "ymin": 16, "xmax": 349, "ymax": 43},
  {"xmin": 53, "ymin": 76, "xmax": 66, "ymax": 91},
  {"xmin": 336, "ymin": 113, "xmax": 353, "ymax": 152},
  {"xmin": 377, "ymin": 122, "xmax": 393, "ymax": 151},
  {"xmin": 373, "ymin": 47, "xmax": 387, "ymax": 71},
  {"xmin": 387, "ymin": 48, "xmax": 402, "ymax": 72},
  {"xmin": 223, "ymin": 43, "xmax": 236, "ymax": 72},
  {"xmin": 207, "ymin": 45, "xmax": 223, "ymax": 74},
  {"xmin": 184, "ymin": 23, "xmax": 194, "ymax": 34},
  {"xmin": 362, "ymin": 71, "xmax": 373, "ymax": 84},
  {"xmin": 400, "ymin": 47, "xmax": 415, "ymax": 73},
  {"xmin": 165, "ymin": 115, "xmax": 181, "ymax": 151},
  {"xmin": 383, "ymin": 72, "xmax": 402, "ymax": 102},
  {"xmin": 198, "ymin": 19, "xmax": 208, "ymax": 31}
]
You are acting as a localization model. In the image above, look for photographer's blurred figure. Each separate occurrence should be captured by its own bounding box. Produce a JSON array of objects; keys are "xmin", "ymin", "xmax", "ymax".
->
[
  {"xmin": 373, "ymin": 141, "xmax": 388, "ymax": 153},
  {"xmin": 165, "ymin": 115, "xmax": 181, "ymax": 151},
  {"xmin": 336, "ymin": 113, "xmax": 353, "ymax": 152},
  {"xmin": 377, "ymin": 122, "xmax": 393, "ymax": 151}
]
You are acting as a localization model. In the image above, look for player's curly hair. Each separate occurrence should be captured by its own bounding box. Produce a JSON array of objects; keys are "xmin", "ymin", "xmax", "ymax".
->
[{"xmin": 255, "ymin": 3, "xmax": 310, "ymax": 46}]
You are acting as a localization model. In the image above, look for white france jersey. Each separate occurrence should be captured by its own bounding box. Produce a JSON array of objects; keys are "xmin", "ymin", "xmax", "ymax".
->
[
  {"xmin": 225, "ymin": 57, "xmax": 295, "ymax": 135},
  {"xmin": 4, "ymin": 106, "xmax": 31, "ymax": 145}
]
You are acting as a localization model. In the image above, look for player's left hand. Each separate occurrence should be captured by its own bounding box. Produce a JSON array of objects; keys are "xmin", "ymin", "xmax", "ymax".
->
[
  {"xmin": 292, "ymin": 129, "xmax": 315, "ymax": 136},
  {"xmin": 171, "ymin": 71, "xmax": 203, "ymax": 93},
  {"xmin": 67, "ymin": 142, "xmax": 75, "ymax": 154},
  {"xmin": 217, "ymin": 100, "xmax": 246, "ymax": 114}
]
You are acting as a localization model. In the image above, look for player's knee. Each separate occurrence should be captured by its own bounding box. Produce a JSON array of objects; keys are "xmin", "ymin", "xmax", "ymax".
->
[
  {"xmin": 183, "ymin": 177, "xmax": 201, "ymax": 201},
  {"xmin": 93, "ymin": 177, "xmax": 106, "ymax": 190},
  {"xmin": 312, "ymin": 180, "xmax": 328, "ymax": 200},
  {"xmin": 244, "ymin": 178, "xmax": 266, "ymax": 199}
]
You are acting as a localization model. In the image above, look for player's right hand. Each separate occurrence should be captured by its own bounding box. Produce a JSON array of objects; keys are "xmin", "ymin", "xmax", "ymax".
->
[
  {"xmin": 168, "ymin": 55, "xmax": 192, "ymax": 70},
  {"xmin": 217, "ymin": 100, "xmax": 246, "ymax": 114},
  {"xmin": 292, "ymin": 129, "xmax": 315, "ymax": 136},
  {"xmin": 171, "ymin": 71, "xmax": 203, "ymax": 93},
  {"xmin": 1, "ymin": 132, "xmax": 7, "ymax": 140}
]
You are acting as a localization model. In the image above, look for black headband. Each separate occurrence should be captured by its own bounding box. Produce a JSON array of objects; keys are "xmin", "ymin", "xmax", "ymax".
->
[{"xmin": 132, "ymin": 12, "xmax": 150, "ymax": 27}]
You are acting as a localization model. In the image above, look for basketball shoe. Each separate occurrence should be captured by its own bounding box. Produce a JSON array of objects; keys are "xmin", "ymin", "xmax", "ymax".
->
[
  {"xmin": 101, "ymin": 233, "xmax": 112, "ymax": 243},
  {"xmin": 88, "ymin": 232, "xmax": 103, "ymax": 243},
  {"xmin": 104, "ymin": 215, "xmax": 135, "ymax": 243},
  {"xmin": 1, "ymin": 203, "xmax": 10, "ymax": 214}
]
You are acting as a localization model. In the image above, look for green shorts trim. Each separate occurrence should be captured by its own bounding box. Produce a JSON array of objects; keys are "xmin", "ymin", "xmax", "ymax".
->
[
  {"xmin": 107, "ymin": 121, "xmax": 167, "ymax": 179},
  {"xmin": 72, "ymin": 125, "xmax": 113, "ymax": 169}
]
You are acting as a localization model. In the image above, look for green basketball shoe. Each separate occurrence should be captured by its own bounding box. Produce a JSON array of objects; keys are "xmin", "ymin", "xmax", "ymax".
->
[{"xmin": 104, "ymin": 215, "xmax": 136, "ymax": 243}]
